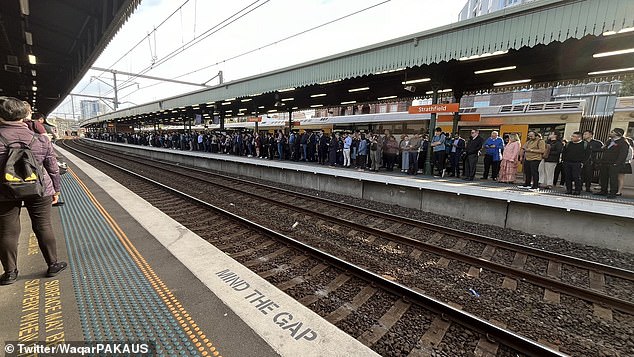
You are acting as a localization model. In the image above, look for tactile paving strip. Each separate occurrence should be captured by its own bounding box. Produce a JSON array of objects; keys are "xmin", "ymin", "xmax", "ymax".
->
[{"xmin": 58, "ymin": 172, "xmax": 206, "ymax": 356}]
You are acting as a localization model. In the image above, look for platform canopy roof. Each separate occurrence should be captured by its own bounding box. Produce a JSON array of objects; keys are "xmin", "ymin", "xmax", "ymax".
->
[
  {"xmin": 0, "ymin": 0, "xmax": 140, "ymax": 115},
  {"xmin": 82, "ymin": 0, "xmax": 634, "ymax": 128}
]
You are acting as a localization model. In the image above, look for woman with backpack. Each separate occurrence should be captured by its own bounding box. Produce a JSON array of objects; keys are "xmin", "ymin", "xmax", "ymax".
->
[{"xmin": 0, "ymin": 97, "xmax": 67, "ymax": 285}]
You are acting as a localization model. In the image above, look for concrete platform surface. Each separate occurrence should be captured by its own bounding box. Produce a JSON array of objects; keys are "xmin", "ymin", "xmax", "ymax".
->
[{"xmin": 0, "ymin": 146, "xmax": 378, "ymax": 357}]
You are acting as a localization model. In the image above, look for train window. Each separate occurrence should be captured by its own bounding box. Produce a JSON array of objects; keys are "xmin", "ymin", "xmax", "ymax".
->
[{"xmin": 528, "ymin": 124, "xmax": 565, "ymax": 137}]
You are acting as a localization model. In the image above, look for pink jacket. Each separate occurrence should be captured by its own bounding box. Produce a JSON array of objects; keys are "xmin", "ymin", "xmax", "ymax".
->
[
  {"xmin": 0, "ymin": 121, "xmax": 61, "ymax": 197},
  {"xmin": 502, "ymin": 141, "xmax": 521, "ymax": 162}
]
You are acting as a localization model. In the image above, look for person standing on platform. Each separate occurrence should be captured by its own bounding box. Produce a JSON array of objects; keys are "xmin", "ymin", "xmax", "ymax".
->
[
  {"xmin": 519, "ymin": 131, "xmax": 546, "ymax": 190},
  {"xmin": 430, "ymin": 128, "xmax": 446, "ymax": 177},
  {"xmin": 539, "ymin": 132, "xmax": 563, "ymax": 189},
  {"xmin": 616, "ymin": 137, "xmax": 633, "ymax": 196},
  {"xmin": 27, "ymin": 112, "xmax": 47, "ymax": 135},
  {"xmin": 408, "ymin": 133, "xmax": 422, "ymax": 175},
  {"xmin": 417, "ymin": 134, "xmax": 429, "ymax": 174},
  {"xmin": 328, "ymin": 132, "xmax": 339, "ymax": 167},
  {"xmin": 400, "ymin": 134, "xmax": 410, "ymax": 173},
  {"xmin": 582, "ymin": 130, "xmax": 603, "ymax": 192},
  {"xmin": 384, "ymin": 135, "xmax": 398, "ymax": 171},
  {"xmin": 369, "ymin": 135, "xmax": 381, "ymax": 172},
  {"xmin": 343, "ymin": 132, "xmax": 352, "ymax": 167},
  {"xmin": 0, "ymin": 97, "xmax": 67, "ymax": 285},
  {"xmin": 463, "ymin": 129, "xmax": 483, "ymax": 181},
  {"xmin": 357, "ymin": 134, "xmax": 368, "ymax": 170},
  {"xmin": 482, "ymin": 131, "xmax": 504, "ymax": 180},
  {"xmin": 498, "ymin": 134, "xmax": 521, "ymax": 183},
  {"xmin": 449, "ymin": 133, "xmax": 465, "ymax": 178},
  {"xmin": 562, "ymin": 132, "xmax": 588, "ymax": 195},
  {"xmin": 595, "ymin": 128, "xmax": 629, "ymax": 198}
]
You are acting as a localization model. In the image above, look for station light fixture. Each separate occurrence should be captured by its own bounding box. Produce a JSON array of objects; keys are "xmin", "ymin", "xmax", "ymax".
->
[
  {"xmin": 348, "ymin": 87, "xmax": 369, "ymax": 92},
  {"xmin": 267, "ymin": 109, "xmax": 277, "ymax": 113},
  {"xmin": 593, "ymin": 48, "xmax": 634, "ymax": 58},
  {"xmin": 402, "ymin": 78, "xmax": 430, "ymax": 84},
  {"xmin": 474, "ymin": 65, "xmax": 517, "ymax": 74},
  {"xmin": 439, "ymin": 88, "xmax": 452, "ymax": 93},
  {"xmin": 310, "ymin": 104, "xmax": 323, "ymax": 107},
  {"xmin": 377, "ymin": 95, "xmax": 398, "ymax": 100},
  {"xmin": 493, "ymin": 79, "xmax": 531, "ymax": 86},
  {"xmin": 281, "ymin": 98, "xmax": 294, "ymax": 101},
  {"xmin": 258, "ymin": 106, "xmax": 265, "ymax": 109},
  {"xmin": 240, "ymin": 98, "xmax": 252, "ymax": 102},
  {"xmin": 459, "ymin": 50, "xmax": 508, "ymax": 61},
  {"xmin": 25, "ymin": 32, "xmax": 33, "ymax": 46},
  {"xmin": 221, "ymin": 102, "xmax": 232, "ymax": 105},
  {"xmin": 31, "ymin": 69, "xmax": 36, "ymax": 76},
  {"xmin": 374, "ymin": 68, "xmax": 405, "ymax": 75},
  {"xmin": 588, "ymin": 67, "xmax": 634, "ymax": 75},
  {"xmin": 239, "ymin": 108, "xmax": 247, "ymax": 111},
  {"xmin": 292, "ymin": 107, "xmax": 299, "ymax": 110},
  {"xmin": 310, "ymin": 93, "xmax": 327, "ymax": 98},
  {"xmin": 341, "ymin": 101, "xmax": 356, "ymax": 104},
  {"xmin": 278, "ymin": 87, "xmax": 295, "ymax": 92},
  {"xmin": 225, "ymin": 97, "xmax": 236, "ymax": 101},
  {"xmin": 318, "ymin": 79, "xmax": 342, "ymax": 85},
  {"xmin": 32, "ymin": 86, "xmax": 37, "ymax": 91},
  {"xmin": 225, "ymin": 110, "xmax": 232, "ymax": 113},
  {"xmin": 619, "ymin": 27, "xmax": 634, "ymax": 34},
  {"xmin": 28, "ymin": 54, "xmax": 36, "ymax": 64}
]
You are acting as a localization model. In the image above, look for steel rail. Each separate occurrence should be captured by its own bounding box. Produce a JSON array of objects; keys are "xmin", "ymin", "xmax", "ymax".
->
[
  {"xmin": 61, "ymin": 140, "xmax": 568, "ymax": 357},
  {"xmin": 74, "ymin": 139, "xmax": 634, "ymax": 281}
]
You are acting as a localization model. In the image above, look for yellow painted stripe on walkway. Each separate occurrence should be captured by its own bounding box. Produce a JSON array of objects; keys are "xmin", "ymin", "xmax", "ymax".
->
[{"xmin": 68, "ymin": 167, "xmax": 222, "ymax": 357}]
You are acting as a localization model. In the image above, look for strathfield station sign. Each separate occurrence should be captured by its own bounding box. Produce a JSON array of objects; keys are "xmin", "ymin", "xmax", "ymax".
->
[{"xmin": 408, "ymin": 103, "xmax": 460, "ymax": 114}]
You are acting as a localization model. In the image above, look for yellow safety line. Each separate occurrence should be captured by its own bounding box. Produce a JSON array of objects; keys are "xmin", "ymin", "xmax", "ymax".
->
[{"xmin": 68, "ymin": 167, "xmax": 222, "ymax": 357}]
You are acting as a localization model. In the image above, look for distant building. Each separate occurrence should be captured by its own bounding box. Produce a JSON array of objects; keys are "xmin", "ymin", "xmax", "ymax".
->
[
  {"xmin": 80, "ymin": 100, "xmax": 106, "ymax": 120},
  {"xmin": 459, "ymin": 0, "xmax": 538, "ymax": 21}
]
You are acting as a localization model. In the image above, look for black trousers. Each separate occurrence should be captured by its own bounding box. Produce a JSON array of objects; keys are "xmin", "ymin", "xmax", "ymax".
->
[
  {"xmin": 564, "ymin": 162, "xmax": 582, "ymax": 193},
  {"xmin": 465, "ymin": 153, "xmax": 478, "ymax": 179},
  {"xmin": 582, "ymin": 161, "xmax": 596, "ymax": 190},
  {"xmin": 599, "ymin": 164, "xmax": 621, "ymax": 194},
  {"xmin": 524, "ymin": 160, "xmax": 541, "ymax": 188},
  {"xmin": 483, "ymin": 154, "xmax": 500, "ymax": 179},
  {"xmin": 0, "ymin": 196, "xmax": 57, "ymax": 273},
  {"xmin": 450, "ymin": 152, "xmax": 461, "ymax": 176},
  {"xmin": 433, "ymin": 151, "xmax": 446, "ymax": 174},
  {"xmin": 385, "ymin": 153, "xmax": 396, "ymax": 170}
]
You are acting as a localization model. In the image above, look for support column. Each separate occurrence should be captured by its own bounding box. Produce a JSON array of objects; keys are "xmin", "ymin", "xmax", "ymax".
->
[
  {"xmin": 425, "ymin": 90, "xmax": 439, "ymax": 175},
  {"xmin": 452, "ymin": 90, "xmax": 463, "ymax": 135},
  {"xmin": 288, "ymin": 109, "xmax": 293, "ymax": 135}
]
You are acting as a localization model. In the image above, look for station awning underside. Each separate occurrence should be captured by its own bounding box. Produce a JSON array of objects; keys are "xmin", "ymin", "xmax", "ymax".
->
[
  {"xmin": 81, "ymin": 0, "xmax": 634, "ymax": 128},
  {"xmin": 0, "ymin": 0, "xmax": 140, "ymax": 115}
]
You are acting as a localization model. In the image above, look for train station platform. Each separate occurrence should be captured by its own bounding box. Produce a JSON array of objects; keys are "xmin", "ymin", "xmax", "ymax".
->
[
  {"xmin": 85, "ymin": 139, "xmax": 634, "ymax": 254},
  {"xmin": 0, "ymin": 149, "xmax": 378, "ymax": 356}
]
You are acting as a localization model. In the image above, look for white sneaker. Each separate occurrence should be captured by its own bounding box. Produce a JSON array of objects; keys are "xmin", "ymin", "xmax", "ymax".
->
[
  {"xmin": 517, "ymin": 185, "xmax": 531, "ymax": 189},
  {"xmin": 441, "ymin": 169, "xmax": 446, "ymax": 178}
]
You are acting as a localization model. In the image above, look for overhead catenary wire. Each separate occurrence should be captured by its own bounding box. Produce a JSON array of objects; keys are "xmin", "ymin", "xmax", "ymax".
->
[
  {"xmin": 110, "ymin": 0, "xmax": 270, "ymax": 94},
  {"xmin": 75, "ymin": 0, "xmax": 192, "ymax": 95},
  {"xmin": 118, "ymin": 0, "xmax": 392, "ymax": 101}
]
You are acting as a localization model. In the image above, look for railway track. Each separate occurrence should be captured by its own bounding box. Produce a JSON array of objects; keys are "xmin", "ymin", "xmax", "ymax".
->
[{"xmin": 60, "ymin": 140, "xmax": 634, "ymax": 356}]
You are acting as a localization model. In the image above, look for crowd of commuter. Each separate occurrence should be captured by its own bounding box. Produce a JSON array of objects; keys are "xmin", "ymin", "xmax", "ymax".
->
[{"xmin": 88, "ymin": 125, "xmax": 633, "ymax": 199}]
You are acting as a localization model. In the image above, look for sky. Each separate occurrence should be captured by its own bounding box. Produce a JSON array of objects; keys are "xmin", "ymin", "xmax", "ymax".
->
[{"xmin": 52, "ymin": 0, "xmax": 468, "ymax": 118}]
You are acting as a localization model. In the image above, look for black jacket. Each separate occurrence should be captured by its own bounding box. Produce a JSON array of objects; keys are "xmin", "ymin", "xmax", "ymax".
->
[
  {"xmin": 601, "ymin": 137, "xmax": 630, "ymax": 165},
  {"xmin": 465, "ymin": 135, "xmax": 483, "ymax": 155},
  {"xmin": 545, "ymin": 140, "xmax": 563, "ymax": 163},
  {"xmin": 562, "ymin": 141, "xmax": 588, "ymax": 163},
  {"xmin": 584, "ymin": 139, "xmax": 603, "ymax": 163}
]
